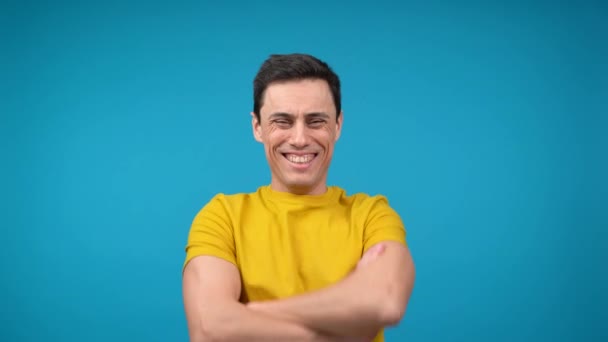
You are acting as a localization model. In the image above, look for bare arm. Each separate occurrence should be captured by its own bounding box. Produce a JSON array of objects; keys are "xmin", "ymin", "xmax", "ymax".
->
[
  {"xmin": 183, "ymin": 255, "xmax": 361, "ymax": 342},
  {"xmin": 247, "ymin": 241, "xmax": 416, "ymax": 338}
]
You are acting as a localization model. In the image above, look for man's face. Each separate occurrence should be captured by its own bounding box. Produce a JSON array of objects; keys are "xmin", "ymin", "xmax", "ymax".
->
[{"xmin": 252, "ymin": 78, "xmax": 343, "ymax": 195}]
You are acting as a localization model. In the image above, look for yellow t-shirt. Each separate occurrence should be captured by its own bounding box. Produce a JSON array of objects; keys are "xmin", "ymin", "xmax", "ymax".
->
[{"xmin": 184, "ymin": 185, "xmax": 407, "ymax": 341}]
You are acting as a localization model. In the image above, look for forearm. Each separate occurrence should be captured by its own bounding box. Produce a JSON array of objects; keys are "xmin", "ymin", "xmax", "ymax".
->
[
  {"xmin": 248, "ymin": 243, "xmax": 414, "ymax": 338},
  {"xmin": 190, "ymin": 300, "xmax": 347, "ymax": 342},
  {"xmin": 248, "ymin": 271, "xmax": 384, "ymax": 338}
]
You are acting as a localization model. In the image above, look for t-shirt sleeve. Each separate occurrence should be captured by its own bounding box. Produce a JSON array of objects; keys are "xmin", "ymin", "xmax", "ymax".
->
[
  {"xmin": 362, "ymin": 195, "xmax": 407, "ymax": 253},
  {"xmin": 183, "ymin": 194, "xmax": 236, "ymax": 271}
]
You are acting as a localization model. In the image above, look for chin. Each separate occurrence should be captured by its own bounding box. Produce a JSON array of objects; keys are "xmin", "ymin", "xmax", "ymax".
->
[
  {"xmin": 282, "ymin": 177, "xmax": 316, "ymax": 190},
  {"xmin": 285, "ymin": 180, "xmax": 315, "ymax": 189}
]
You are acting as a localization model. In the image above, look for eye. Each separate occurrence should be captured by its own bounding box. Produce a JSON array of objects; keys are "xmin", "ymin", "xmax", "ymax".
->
[
  {"xmin": 273, "ymin": 119, "xmax": 291, "ymax": 127},
  {"xmin": 309, "ymin": 119, "xmax": 326, "ymax": 127}
]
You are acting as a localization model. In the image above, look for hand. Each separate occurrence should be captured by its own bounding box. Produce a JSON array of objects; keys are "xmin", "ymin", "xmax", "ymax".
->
[
  {"xmin": 356, "ymin": 243, "xmax": 386, "ymax": 269},
  {"xmin": 246, "ymin": 301, "xmax": 264, "ymax": 312},
  {"xmin": 248, "ymin": 302, "xmax": 376, "ymax": 342},
  {"xmin": 333, "ymin": 334, "xmax": 377, "ymax": 342},
  {"xmin": 318, "ymin": 332, "xmax": 377, "ymax": 342}
]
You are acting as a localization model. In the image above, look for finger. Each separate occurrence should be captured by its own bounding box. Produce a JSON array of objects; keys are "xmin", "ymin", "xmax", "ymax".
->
[
  {"xmin": 357, "ymin": 243, "xmax": 386, "ymax": 268},
  {"xmin": 368, "ymin": 243, "xmax": 386, "ymax": 257}
]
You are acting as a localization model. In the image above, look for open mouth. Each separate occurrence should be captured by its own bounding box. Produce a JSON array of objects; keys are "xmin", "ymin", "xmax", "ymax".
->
[{"xmin": 282, "ymin": 153, "xmax": 317, "ymax": 165}]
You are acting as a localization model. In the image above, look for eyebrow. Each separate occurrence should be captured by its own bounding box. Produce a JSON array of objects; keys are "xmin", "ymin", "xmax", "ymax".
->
[{"xmin": 268, "ymin": 112, "xmax": 330, "ymax": 120}]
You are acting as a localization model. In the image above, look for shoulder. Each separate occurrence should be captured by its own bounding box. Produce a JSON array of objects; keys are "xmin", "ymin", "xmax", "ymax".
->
[
  {"xmin": 195, "ymin": 187, "xmax": 265, "ymax": 214},
  {"xmin": 333, "ymin": 186, "xmax": 402, "ymax": 223},
  {"xmin": 332, "ymin": 187, "xmax": 406, "ymax": 247},
  {"xmin": 333, "ymin": 186, "xmax": 394, "ymax": 210}
]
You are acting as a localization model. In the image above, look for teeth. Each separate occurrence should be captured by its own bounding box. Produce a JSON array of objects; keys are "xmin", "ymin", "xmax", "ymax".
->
[{"xmin": 286, "ymin": 154, "xmax": 314, "ymax": 164}]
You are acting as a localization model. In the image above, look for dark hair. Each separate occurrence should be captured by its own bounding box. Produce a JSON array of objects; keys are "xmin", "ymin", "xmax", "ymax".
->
[{"xmin": 253, "ymin": 53, "xmax": 341, "ymax": 121}]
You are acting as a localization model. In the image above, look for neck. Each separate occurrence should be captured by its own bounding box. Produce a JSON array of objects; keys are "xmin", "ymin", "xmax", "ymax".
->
[{"xmin": 270, "ymin": 181, "xmax": 327, "ymax": 196}]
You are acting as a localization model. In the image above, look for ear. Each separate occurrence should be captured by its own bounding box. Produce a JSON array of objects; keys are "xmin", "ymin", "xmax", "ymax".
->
[
  {"xmin": 334, "ymin": 111, "xmax": 344, "ymax": 141},
  {"xmin": 251, "ymin": 112, "xmax": 263, "ymax": 143}
]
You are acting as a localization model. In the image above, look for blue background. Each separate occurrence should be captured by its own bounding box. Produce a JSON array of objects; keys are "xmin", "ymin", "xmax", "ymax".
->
[{"xmin": 2, "ymin": 1, "xmax": 606, "ymax": 341}]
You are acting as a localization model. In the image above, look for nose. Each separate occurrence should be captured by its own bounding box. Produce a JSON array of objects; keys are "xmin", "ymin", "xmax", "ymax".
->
[{"xmin": 289, "ymin": 121, "xmax": 309, "ymax": 148}]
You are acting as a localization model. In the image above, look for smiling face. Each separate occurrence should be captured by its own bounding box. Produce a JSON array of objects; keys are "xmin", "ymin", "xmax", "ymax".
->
[{"xmin": 252, "ymin": 78, "xmax": 343, "ymax": 195}]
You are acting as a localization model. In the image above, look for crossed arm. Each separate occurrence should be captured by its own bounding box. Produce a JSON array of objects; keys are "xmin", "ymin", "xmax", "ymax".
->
[{"xmin": 182, "ymin": 241, "xmax": 415, "ymax": 341}]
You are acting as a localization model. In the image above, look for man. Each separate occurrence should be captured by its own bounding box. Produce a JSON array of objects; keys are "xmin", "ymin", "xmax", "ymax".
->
[{"xmin": 182, "ymin": 53, "xmax": 415, "ymax": 341}]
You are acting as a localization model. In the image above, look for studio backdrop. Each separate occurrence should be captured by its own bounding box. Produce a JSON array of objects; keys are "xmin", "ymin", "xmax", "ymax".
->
[{"xmin": 2, "ymin": 1, "xmax": 606, "ymax": 341}]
